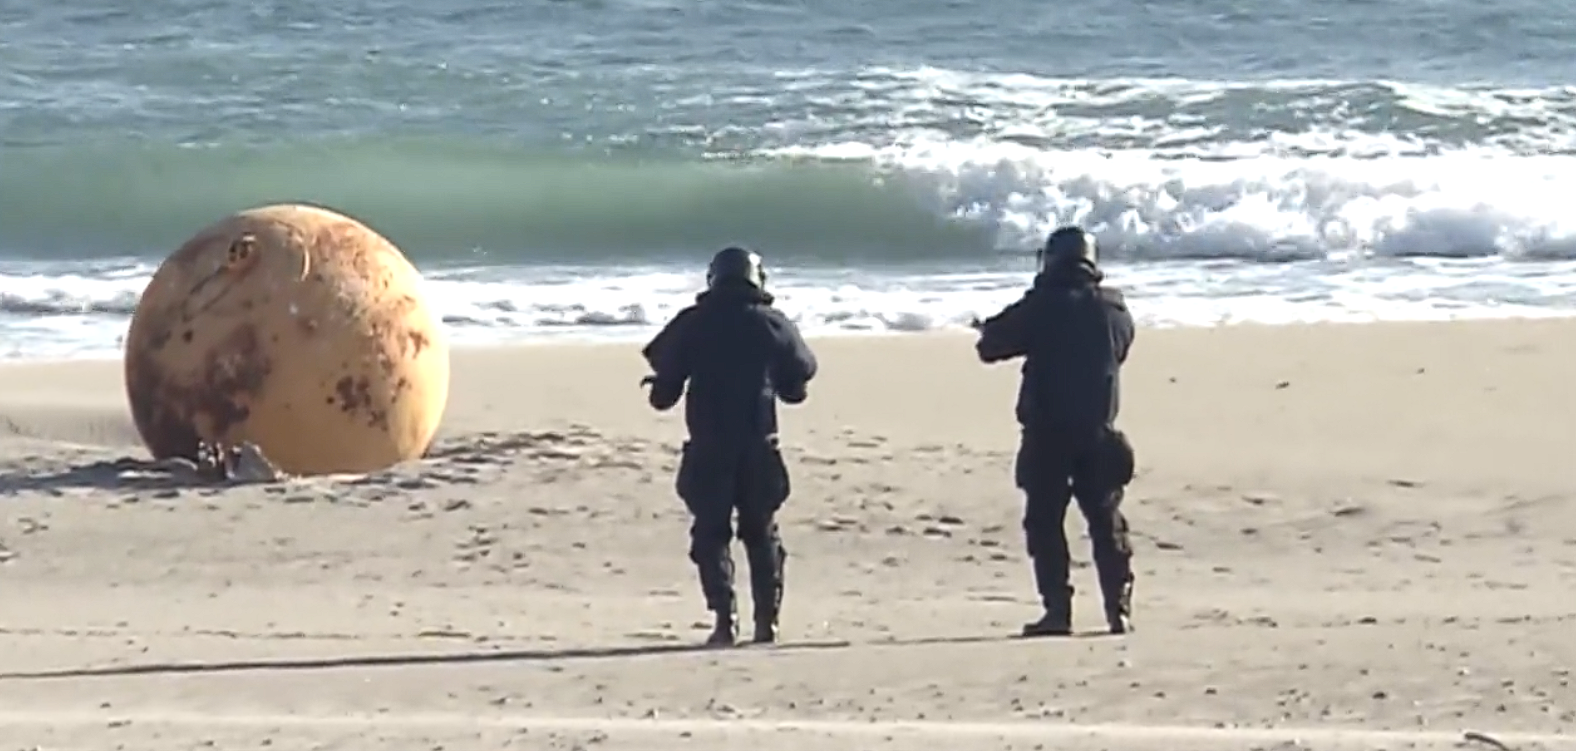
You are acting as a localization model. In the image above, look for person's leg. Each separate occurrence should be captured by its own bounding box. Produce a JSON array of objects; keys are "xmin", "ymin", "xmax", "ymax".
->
[
  {"xmin": 1016, "ymin": 432, "xmax": 1077, "ymax": 637},
  {"xmin": 676, "ymin": 442, "xmax": 740, "ymax": 646},
  {"xmin": 1072, "ymin": 428, "xmax": 1137, "ymax": 634},
  {"xmin": 736, "ymin": 439, "xmax": 791, "ymax": 643}
]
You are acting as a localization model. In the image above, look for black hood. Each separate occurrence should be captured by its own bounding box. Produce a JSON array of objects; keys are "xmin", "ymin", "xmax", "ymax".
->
[
  {"xmin": 1033, "ymin": 258, "xmax": 1103, "ymax": 289},
  {"xmin": 696, "ymin": 280, "xmax": 775, "ymax": 306}
]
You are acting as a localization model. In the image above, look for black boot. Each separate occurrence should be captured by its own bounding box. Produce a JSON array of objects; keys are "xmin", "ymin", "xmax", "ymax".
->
[
  {"xmin": 1087, "ymin": 489, "xmax": 1136, "ymax": 635},
  {"xmin": 1022, "ymin": 555, "xmax": 1074, "ymax": 637},
  {"xmin": 1102, "ymin": 577, "xmax": 1134, "ymax": 635},
  {"xmin": 745, "ymin": 540, "xmax": 785, "ymax": 644},
  {"xmin": 752, "ymin": 611, "xmax": 778, "ymax": 644},
  {"xmin": 706, "ymin": 605, "xmax": 738, "ymax": 647},
  {"xmin": 1021, "ymin": 602, "xmax": 1073, "ymax": 637},
  {"xmin": 696, "ymin": 550, "xmax": 737, "ymax": 647}
]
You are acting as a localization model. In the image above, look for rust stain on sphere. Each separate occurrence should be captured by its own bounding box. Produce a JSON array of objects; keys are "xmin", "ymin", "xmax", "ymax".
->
[{"xmin": 123, "ymin": 204, "xmax": 451, "ymax": 476}]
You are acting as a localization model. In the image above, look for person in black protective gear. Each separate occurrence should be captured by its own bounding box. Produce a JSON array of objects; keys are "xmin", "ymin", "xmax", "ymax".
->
[
  {"xmin": 972, "ymin": 226, "xmax": 1138, "ymax": 637},
  {"xmin": 641, "ymin": 246, "xmax": 819, "ymax": 647}
]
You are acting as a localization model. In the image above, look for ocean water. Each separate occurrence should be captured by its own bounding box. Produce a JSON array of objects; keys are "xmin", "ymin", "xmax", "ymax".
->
[{"xmin": 5, "ymin": 0, "xmax": 1576, "ymax": 359}]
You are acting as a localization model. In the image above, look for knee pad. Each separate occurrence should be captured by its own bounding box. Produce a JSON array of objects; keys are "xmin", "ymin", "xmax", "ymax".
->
[
  {"xmin": 1086, "ymin": 516, "xmax": 1133, "ymax": 558},
  {"xmin": 1021, "ymin": 496, "xmax": 1065, "ymax": 534},
  {"xmin": 736, "ymin": 518, "xmax": 779, "ymax": 550},
  {"xmin": 1021, "ymin": 521, "xmax": 1060, "ymax": 559},
  {"xmin": 1084, "ymin": 512, "xmax": 1114, "ymax": 534},
  {"xmin": 688, "ymin": 518, "xmax": 733, "ymax": 560}
]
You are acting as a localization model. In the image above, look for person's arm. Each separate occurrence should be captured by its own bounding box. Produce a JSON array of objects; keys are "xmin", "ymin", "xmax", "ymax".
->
[
  {"xmin": 1104, "ymin": 288, "xmax": 1135, "ymax": 364},
  {"xmin": 974, "ymin": 293, "xmax": 1035, "ymax": 363},
  {"xmin": 640, "ymin": 308, "xmax": 695, "ymax": 411},
  {"xmin": 765, "ymin": 308, "xmax": 817, "ymax": 404}
]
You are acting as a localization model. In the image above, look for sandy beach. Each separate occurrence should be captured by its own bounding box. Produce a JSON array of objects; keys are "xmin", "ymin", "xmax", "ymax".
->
[{"xmin": 1, "ymin": 320, "xmax": 1574, "ymax": 750}]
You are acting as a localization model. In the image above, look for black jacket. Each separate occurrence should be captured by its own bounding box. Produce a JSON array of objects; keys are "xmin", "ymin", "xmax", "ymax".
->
[
  {"xmin": 642, "ymin": 283, "xmax": 818, "ymax": 444},
  {"xmin": 975, "ymin": 262, "xmax": 1134, "ymax": 432}
]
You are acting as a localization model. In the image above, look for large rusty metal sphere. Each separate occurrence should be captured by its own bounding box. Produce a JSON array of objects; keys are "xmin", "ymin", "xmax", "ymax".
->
[{"xmin": 123, "ymin": 204, "xmax": 451, "ymax": 476}]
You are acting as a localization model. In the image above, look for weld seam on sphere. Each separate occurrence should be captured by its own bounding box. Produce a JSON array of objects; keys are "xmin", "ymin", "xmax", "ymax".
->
[{"xmin": 124, "ymin": 203, "xmax": 451, "ymax": 476}]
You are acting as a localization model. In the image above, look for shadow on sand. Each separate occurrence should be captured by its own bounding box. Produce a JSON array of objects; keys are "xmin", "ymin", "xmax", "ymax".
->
[
  {"xmin": 0, "ymin": 628, "xmax": 1129, "ymax": 681},
  {"xmin": 0, "ymin": 638, "xmax": 857, "ymax": 680},
  {"xmin": 0, "ymin": 457, "xmax": 205, "ymax": 496}
]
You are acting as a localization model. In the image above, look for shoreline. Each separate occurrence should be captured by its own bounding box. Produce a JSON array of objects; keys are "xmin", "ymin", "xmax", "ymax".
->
[
  {"xmin": 7, "ymin": 312, "xmax": 1576, "ymax": 365},
  {"xmin": 6, "ymin": 252, "xmax": 1576, "ymax": 364}
]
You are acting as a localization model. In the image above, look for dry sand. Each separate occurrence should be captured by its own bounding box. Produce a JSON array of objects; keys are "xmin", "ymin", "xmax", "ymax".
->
[{"xmin": 1, "ymin": 320, "xmax": 1575, "ymax": 750}]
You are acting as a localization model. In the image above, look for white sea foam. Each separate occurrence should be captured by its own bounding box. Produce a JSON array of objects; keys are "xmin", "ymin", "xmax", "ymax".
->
[{"xmin": 4, "ymin": 255, "xmax": 1575, "ymax": 361}]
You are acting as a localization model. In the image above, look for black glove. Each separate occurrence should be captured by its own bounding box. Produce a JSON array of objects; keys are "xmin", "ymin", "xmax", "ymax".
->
[{"xmin": 643, "ymin": 375, "xmax": 682, "ymax": 411}]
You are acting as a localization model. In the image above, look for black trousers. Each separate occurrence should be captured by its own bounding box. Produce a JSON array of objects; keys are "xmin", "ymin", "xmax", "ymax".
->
[
  {"xmin": 676, "ymin": 438, "xmax": 791, "ymax": 618},
  {"xmin": 1015, "ymin": 426, "xmax": 1136, "ymax": 610}
]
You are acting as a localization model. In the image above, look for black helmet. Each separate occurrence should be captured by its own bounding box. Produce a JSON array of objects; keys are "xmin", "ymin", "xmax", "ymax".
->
[
  {"xmin": 1038, "ymin": 226, "xmax": 1098, "ymax": 272},
  {"xmin": 707, "ymin": 246, "xmax": 767, "ymax": 290}
]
